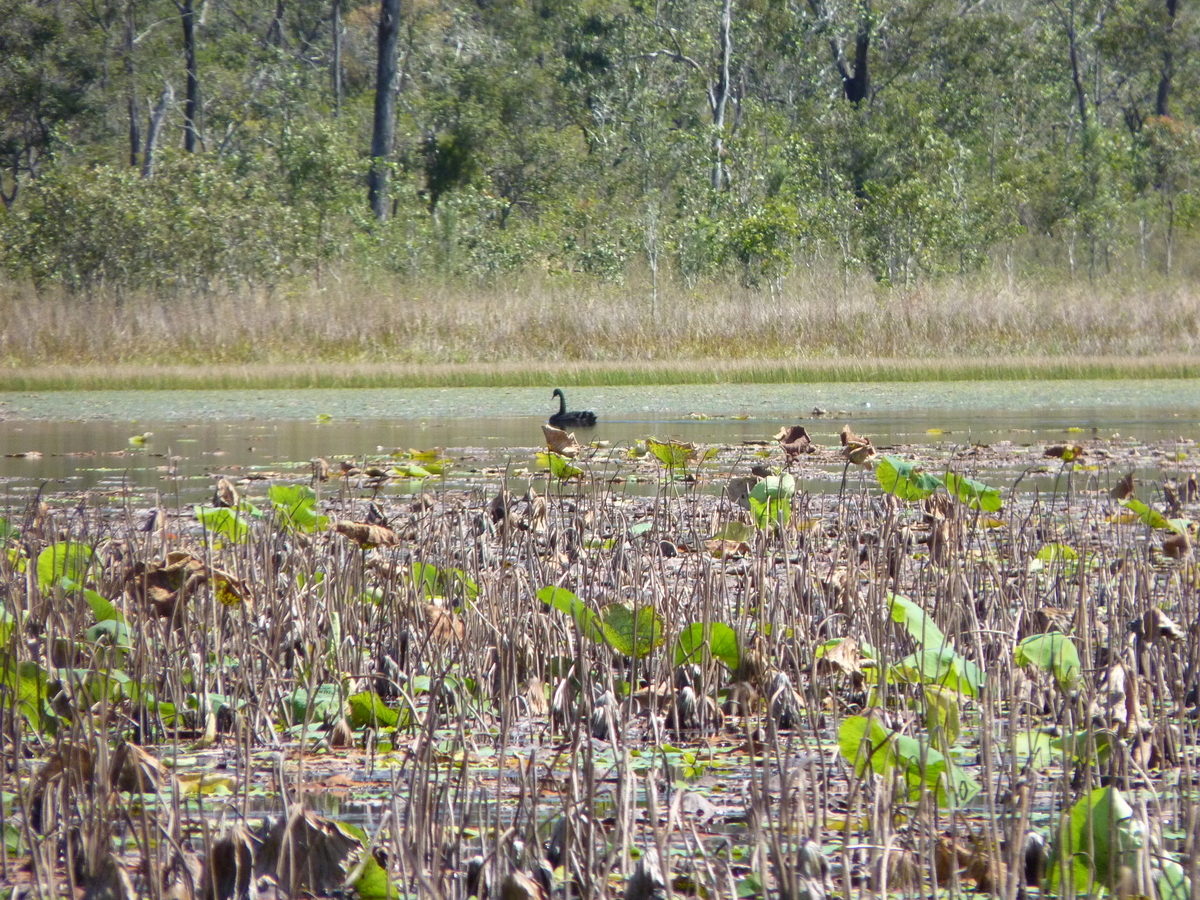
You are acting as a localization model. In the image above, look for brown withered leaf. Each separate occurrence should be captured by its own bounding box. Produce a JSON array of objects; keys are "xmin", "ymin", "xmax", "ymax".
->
[
  {"xmin": 526, "ymin": 677, "xmax": 549, "ymax": 716},
  {"xmin": 311, "ymin": 457, "xmax": 330, "ymax": 482},
  {"xmin": 726, "ymin": 475, "xmax": 759, "ymax": 509},
  {"xmin": 704, "ymin": 538, "xmax": 751, "ymax": 559},
  {"xmin": 256, "ymin": 809, "xmax": 365, "ymax": 897},
  {"xmin": 542, "ymin": 423, "xmax": 581, "ymax": 457},
  {"xmin": 211, "ymin": 477, "xmax": 239, "ymax": 509},
  {"xmin": 1187, "ymin": 473, "xmax": 1198, "ymax": 502},
  {"xmin": 1045, "ymin": 444, "xmax": 1085, "ymax": 461},
  {"xmin": 1162, "ymin": 529, "xmax": 1192, "ymax": 559},
  {"xmin": 334, "ymin": 520, "xmax": 399, "ymax": 548},
  {"xmin": 500, "ymin": 870, "xmax": 548, "ymax": 900},
  {"xmin": 1133, "ymin": 607, "xmax": 1183, "ymax": 643},
  {"xmin": 1110, "ymin": 471, "xmax": 1135, "ymax": 501},
  {"xmin": 814, "ymin": 636, "xmax": 864, "ymax": 678},
  {"xmin": 840, "ymin": 425, "xmax": 875, "ymax": 465},
  {"xmin": 774, "ymin": 425, "xmax": 815, "ymax": 464},
  {"xmin": 328, "ymin": 717, "xmax": 354, "ymax": 747},
  {"xmin": 111, "ymin": 742, "xmax": 170, "ymax": 794},
  {"xmin": 425, "ymin": 603, "xmax": 465, "ymax": 642},
  {"xmin": 935, "ymin": 834, "xmax": 1007, "ymax": 893}
]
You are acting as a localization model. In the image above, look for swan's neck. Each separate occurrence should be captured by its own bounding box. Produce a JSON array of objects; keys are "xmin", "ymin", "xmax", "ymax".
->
[{"xmin": 557, "ymin": 393, "xmax": 567, "ymax": 414}]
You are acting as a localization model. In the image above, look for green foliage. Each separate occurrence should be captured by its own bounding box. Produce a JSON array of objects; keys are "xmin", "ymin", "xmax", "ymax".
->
[
  {"xmin": 269, "ymin": 484, "xmax": 329, "ymax": 533},
  {"xmin": 943, "ymin": 472, "xmax": 1002, "ymax": 512},
  {"xmin": 674, "ymin": 623, "xmax": 740, "ymax": 671},
  {"xmin": 194, "ymin": 505, "xmax": 252, "ymax": 544},
  {"xmin": 36, "ymin": 542, "xmax": 93, "ymax": 590},
  {"xmin": 876, "ymin": 457, "xmax": 943, "ymax": 501},
  {"xmin": 536, "ymin": 452, "xmax": 583, "ymax": 481},
  {"xmin": 838, "ymin": 714, "xmax": 980, "ymax": 806},
  {"xmin": 411, "ymin": 562, "xmax": 479, "ymax": 602},
  {"xmin": 600, "ymin": 603, "xmax": 664, "ymax": 659},
  {"xmin": 748, "ymin": 474, "xmax": 796, "ymax": 530},
  {"xmin": 1048, "ymin": 787, "xmax": 1143, "ymax": 895},
  {"xmin": 346, "ymin": 691, "xmax": 400, "ymax": 729},
  {"xmin": 888, "ymin": 593, "xmax": 948, "ymax": 649},
  {"xmin": 1123, "ymin": 498, "xmax": 1188, "ymax": 534},
  {"xmin": 538, "ymin": 586, "xmax": 603, "ymax": 641},
  {"xmin": 1015, "ymin": 632, "xmax": 1081, "ymax": 692}
]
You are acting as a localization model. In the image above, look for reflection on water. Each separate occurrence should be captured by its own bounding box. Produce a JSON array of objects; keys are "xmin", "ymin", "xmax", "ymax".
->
[{"xmin": 2, "ymin": 381, "xmax": 1198, "ymax": 506}]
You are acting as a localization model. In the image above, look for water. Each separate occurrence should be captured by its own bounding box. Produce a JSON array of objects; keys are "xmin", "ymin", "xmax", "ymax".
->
[{"xmin": 2, "ymin": 380, "xmax": 1198, "ymax": 505}]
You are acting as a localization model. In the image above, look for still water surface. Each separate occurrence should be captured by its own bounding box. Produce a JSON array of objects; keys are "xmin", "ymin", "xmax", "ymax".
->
[{"xmin": 2, "ymin": 380, "xmax": 1198, "ymax": 502}]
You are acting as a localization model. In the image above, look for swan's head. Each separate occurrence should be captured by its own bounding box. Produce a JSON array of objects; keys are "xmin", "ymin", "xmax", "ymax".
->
[{"xmin": 552, "ymin": 388, "xmax": 564, "ymax": 400}]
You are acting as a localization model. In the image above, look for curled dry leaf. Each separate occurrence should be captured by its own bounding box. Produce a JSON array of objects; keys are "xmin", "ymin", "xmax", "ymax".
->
[
  {"xmin": 1162, "ymin": 529, "xmax": 1192, "ymax": 559},
  {"xmin": 211, "ymin": 477, "xmax": 239, "ymax": 509},
  {"xmin": 815, "ymin": 636, "xmax": 864, "ymax": 678},
  {"xmin": 425, "ymin": 603, "xmax": 465, "ymax": 642},
  {"xmin": 111, "ymin": 741, "xmax": 170, "ymax": 794},
  {"xmin": 774, "ymin": 425, "xmax": 815, "ymax": 464},
  {"xmin": 542, "ymin": 423, "xmax": 581, "ymax": 457},
  {"xmin": 256, "ymin": 809, "xmax": 365, "ymax": 897},
  {"xmin": 1133, "ymin": 607, "xmax": 1183, "ymax": 643},
  {"xmin": 705, "ymin": 538, "xmax": 751, "ymax": 559},
  {"xmin": 727, "ymin": 475, "xmax": 759, "ymax": 510},
  {"xmin": 1110, "ymin": 471, "xmax": 1135, "ymax": 501},
  {"xmin": 311, "ymin": 457, "xmax": 330, "ymax": 482},
  {"xmin": 334, "ymin": 520, "xmax": 399, "ymax": 548},
  {"xmin": 840, "ymin": 424, "xmax": 875, "ymax": 465},
  {"xmin": 126, "ymin": 551, "xmax": 248, "ymax": 617}
]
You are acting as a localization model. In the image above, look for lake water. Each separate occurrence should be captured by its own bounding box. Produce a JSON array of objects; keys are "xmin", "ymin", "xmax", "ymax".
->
[{"xmin": 2, "ymin": 380, "xmax": 1199, "ymax": 505}]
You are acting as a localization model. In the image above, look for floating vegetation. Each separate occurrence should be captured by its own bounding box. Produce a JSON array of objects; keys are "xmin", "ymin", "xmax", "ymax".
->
[{"xmin": 0, "ymin": 427, "xmax": 1198, "ymax": 899}]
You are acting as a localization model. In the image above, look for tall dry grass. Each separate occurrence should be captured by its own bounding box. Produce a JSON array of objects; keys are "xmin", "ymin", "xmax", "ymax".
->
[{"xmin": 2, "ymin": 261, "xmax": 1199, "ymax": 376}]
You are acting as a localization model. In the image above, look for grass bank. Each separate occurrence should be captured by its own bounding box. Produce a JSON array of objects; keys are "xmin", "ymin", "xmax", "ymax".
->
[
  {"xmin": 3, "ymin": 266, "xmax": 1199, "ymax": 389},
  {"xmin": 2, "ymin": 354, "xmax": 1199, "ymax": 391}
]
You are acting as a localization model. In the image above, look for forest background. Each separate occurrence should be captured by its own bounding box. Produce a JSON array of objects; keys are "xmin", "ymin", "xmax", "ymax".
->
[{"xmin": 1, "ymin": 0, "xmax": 1199, "ymax": 383}]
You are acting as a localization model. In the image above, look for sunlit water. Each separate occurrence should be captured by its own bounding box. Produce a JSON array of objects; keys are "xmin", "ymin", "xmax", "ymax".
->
[{"xmin": 2, "ymin": 380, "xmax": 1198, "ymax": 506}]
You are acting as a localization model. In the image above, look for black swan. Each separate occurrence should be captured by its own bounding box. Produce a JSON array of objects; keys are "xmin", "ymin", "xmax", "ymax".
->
[{"xmin": 548, "ymin": 389, "xmax": 597, "ymax": 428}]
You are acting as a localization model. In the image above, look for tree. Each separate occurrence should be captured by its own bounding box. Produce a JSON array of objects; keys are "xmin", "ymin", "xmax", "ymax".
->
[{"xmin": 368, "ymin": 0, "xmax": 400, "ymax": 220}]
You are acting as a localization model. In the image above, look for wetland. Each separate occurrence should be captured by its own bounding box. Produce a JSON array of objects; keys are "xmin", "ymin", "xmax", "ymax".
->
[{"xmin": 1, "ymin": 381, "xmax": 1199, "ymax": 899}]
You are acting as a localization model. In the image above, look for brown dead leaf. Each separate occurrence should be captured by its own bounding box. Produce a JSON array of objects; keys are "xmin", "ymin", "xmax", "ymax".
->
[
  {"xmin": 1110, "ymin": 471, "xmax": 1135, "ymax": 501},
  {"xmin": 542, "ymin": 423, "xmax": 581, "ymax": 457},
  {"xmin": 425, "ymin": 603, "xmax": 465, "ymax": 642},
  {"xmin": 704, "ymin": 538, "xmax": 751, "ymax": 559},
  {"xmin": 814, "ymin": 636, "xmax": 863, "ymax": 678},
  {"xmin": 840, "ymin": 425, "xmax": 875, "ymax": 465},
  {"xmin": 935, "ymin": 834, "xmax": 1007, "ymax": 893},
  {"xmin": 256, "ymin": 809, "xmax": 364, "ymax": 897},
  {"xmin": 311, "ymin": 457, "xmax": 330, "ymax": 482},
  {"xmin": 328, "ymin": 717, "xmax": 354, "ymax": 747},
  {"xmin": 212, "ymin": 477, "xmax": 239, "ymax": 509},
  {"xmin": 1162, "ymin": 529, "xmax": 1192, "ymax": 559},
  {"xmin": 726, "ymin": 476, "xmax": 759, "ymax": 510},
  {"xmin": 111, "ymin": 742, "xmax": 170, "ymax": 794},
  {"xmin": 1187, "ymin": 473, "xmax": 1198, "ymax": 502},
  {"xmin": 1134, "ymin": 607, "xmax": 1183, "ymax": 643},
  {"xmin": 526, "ymin": 677, "xmax": 549, "ymax": 716},
  {"xmin": 775, "ymin": 425, "xmax": 815, "ymax": 464},
  {"xmin": 334, "ymin": 520, "xmax": 400, "ymax": 548}
]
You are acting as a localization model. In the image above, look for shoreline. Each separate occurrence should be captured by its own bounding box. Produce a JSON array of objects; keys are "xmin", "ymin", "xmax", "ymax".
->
[{"xmin": 2, "ymin": 354, "xmax": 1199, "ymax": 391}]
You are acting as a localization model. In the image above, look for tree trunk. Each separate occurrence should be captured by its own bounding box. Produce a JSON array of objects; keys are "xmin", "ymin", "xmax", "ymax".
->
[
  {"xmin": 1155, "ymin": 0, "xmax": 1178, "ymax": 117},
  {"xmin": 710, "ymin": 0, "xmax": 732, "ymax": 190},
  {"xmin": 806, "ymin": 0, "xmax": 871, "ymax": 105},
  {"xmin": 143, "ymin": 85, "xmax": 174, "ymax": 177},
  {"xmin": 332, "ymin": 0, "xmax": 343, "ymax": 116},
  {"xmin": 368, "ymin": 0, "xmax": 401, "ymax": 220},
  {"xmin": 124, "ymin": 4, "xmax": 140, "ymax": 167},
  {"xmin": 268, "ymin": 0, "xmax": 286, "ymax": 47},
  {"xmin": 176, "ymin": 0, "xmax": 200, "ymax": 152}
]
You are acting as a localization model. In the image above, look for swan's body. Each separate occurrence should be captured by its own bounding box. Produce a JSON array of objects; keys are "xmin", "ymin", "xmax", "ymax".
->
[{"xmin": 548, "ymin": 389, "xmax": 597, "ymax": 428}]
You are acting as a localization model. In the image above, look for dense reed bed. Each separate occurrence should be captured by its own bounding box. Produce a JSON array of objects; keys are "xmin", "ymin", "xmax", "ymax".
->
[
  {"xmin": 1, "ymin": 432, "xmax": 1198, "ymax": 899},
  {"xmin": 3, "ymin": 266, "xmax": 1200, "ymax": 381}
]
